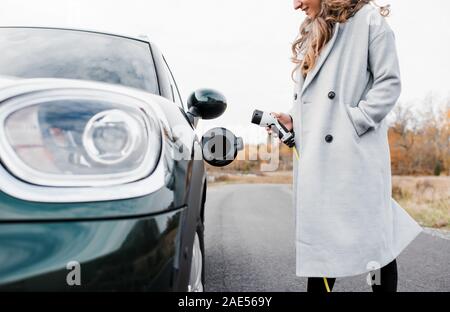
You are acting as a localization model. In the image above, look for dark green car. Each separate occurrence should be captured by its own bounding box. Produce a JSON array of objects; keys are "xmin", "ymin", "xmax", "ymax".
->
[{"xmin": 0, "ymin": 27, "xmax": 242, "ymax": 291}]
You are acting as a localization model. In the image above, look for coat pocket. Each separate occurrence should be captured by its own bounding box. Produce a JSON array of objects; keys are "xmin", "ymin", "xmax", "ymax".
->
[
  {"xmin": 344, "ymin": 102, "xmax": 376, "ymax": 139},
  {"xmin": 342, "ymin": 103, "xmax": 362, "ymax": 143}
]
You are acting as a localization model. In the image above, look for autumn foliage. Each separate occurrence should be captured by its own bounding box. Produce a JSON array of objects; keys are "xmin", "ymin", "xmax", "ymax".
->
[{"xmin": 389, "ymin": 97, "xmax": 449, "ymax": 176}]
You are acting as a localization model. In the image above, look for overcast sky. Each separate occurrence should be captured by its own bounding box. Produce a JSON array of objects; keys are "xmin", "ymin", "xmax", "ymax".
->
[{"xmin": 1, "ymin": 0, "xmax": 449, "ymax": 143}]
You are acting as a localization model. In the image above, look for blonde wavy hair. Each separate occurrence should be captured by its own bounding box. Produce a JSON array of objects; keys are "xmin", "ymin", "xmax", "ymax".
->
[{"xmin": 291, "ymin": 0, "xmax": 391, "ymax": 81}]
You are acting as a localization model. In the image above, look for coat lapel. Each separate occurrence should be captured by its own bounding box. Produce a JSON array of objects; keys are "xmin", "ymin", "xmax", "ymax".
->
[{"xmin": 301, "ymin": 22, "xmax": 340, "ymax": 97}]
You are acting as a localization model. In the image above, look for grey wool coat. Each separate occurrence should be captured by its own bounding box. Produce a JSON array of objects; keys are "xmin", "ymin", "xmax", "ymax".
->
[{"xmin": 288, "ymin": 4, "xmax": 422, "ymax": 278}]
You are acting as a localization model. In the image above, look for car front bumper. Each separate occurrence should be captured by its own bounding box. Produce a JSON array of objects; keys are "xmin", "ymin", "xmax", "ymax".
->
[{"xmin": 0, "ymin": 207, "xmax": 185, "ymax": 291}]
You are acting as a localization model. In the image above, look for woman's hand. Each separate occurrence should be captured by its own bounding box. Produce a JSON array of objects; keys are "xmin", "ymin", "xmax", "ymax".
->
[{"xmin": 264, "ymin": 112, "xmax": 293, "ymax": 135}]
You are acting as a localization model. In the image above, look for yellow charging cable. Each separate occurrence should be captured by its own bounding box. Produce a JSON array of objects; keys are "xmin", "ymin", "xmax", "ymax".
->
[
  {"xmin": 293, "ymin": 146, "xmax": 300, "ymax": 160},
  {"xmin": 323, "ymin": 277, "xmax": 331, "ymax": 292}
]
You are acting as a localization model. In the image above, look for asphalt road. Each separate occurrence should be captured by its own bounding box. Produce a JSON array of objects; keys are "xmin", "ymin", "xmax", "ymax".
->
[{"xmin": 204, "ymin": 183, "xmax": 450, "ymax": 292}]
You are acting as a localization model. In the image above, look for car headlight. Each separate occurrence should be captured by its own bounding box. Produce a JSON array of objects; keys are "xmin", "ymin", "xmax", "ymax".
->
[{"xmin": 0, "ymin": 88, "xmax": 162, "ymax": 187}]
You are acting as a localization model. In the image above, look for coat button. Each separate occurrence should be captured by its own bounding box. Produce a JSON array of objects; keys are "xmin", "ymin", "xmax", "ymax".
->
[
  {"xmin": 328, "ymin": 91, "xmax": 335, "ymax": 99},
  {"xmin": 294, "ymin": 93, "xmax": 298, "ymax": 100},
  {"xmin": 325, "ymin": 134, "xmax": 333, "ymax": 143}
]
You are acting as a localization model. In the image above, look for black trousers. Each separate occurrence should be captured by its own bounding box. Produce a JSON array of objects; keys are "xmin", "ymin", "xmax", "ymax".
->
[{"xmin": 306, "ymin": 258, "xmax": 398, "ymax": 292}]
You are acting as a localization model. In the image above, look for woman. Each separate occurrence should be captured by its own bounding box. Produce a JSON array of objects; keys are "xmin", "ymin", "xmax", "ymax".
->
[{"xmin": 267, "ymin": 0, "xmax": 423, "ymax": 292}]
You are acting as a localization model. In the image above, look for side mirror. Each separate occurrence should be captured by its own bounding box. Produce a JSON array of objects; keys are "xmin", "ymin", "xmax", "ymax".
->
[
  {"xmin": 201, "ymin": 127, "xmax": 243, "ymax": 167},
  {"xmin": 186, "ymin": 89, "xmax": 227, "ymax": 127}
]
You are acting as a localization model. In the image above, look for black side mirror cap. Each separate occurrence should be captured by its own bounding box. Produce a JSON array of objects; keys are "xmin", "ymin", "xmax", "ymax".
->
[{"xmin": 186, "ymin": 89, "xmax": 227, "ymax": 127}]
